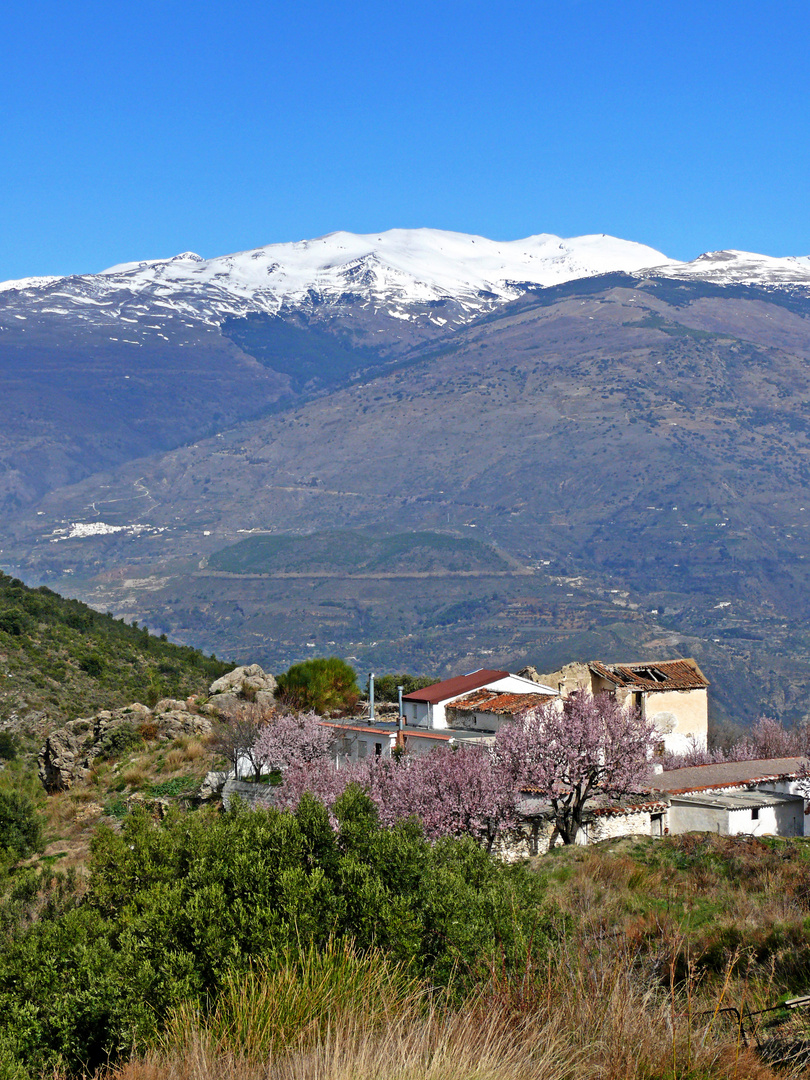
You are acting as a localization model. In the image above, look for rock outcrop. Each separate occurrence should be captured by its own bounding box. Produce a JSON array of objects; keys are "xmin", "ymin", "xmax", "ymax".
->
[
  {"xmin": 206, "ymin": 664, "xmax": 277, "ymax": 715},
  {"xmin": 38, "ymin": 702, "xmax": 213, "ymax": 792}
]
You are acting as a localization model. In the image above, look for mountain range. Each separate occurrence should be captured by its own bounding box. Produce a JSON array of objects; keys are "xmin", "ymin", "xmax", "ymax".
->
[{"xmin": 4, "ymin": 228, "xmax": 810, "ymax": 728}]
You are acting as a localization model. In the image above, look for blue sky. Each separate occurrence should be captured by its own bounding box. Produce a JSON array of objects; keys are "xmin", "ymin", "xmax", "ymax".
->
[{"xmin": 1, "ymin": 0, "xmax": 808, "ymax": 280}]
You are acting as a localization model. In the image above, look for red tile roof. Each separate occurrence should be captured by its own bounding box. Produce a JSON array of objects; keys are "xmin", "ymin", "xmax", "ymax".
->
[
  {"xmin": 589, "ymin": 658, "xmax": 709, "ymax": 692},
  {"xmin": 449, "ymin": 688, "xmax": 554, "ymax": 715},
  {"xmin": 402, "ymin": 669, "xmax": 509, "ymax": 704}
]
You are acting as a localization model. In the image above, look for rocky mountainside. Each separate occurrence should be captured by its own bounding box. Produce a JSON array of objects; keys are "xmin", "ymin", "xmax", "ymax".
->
[
  {"xmin": 3, "ymin": 229, "xmax": 810, "ymax": 514},
  {"xmin": 5, "ymin": 231, "xmax": 810, "ymax": 729}
]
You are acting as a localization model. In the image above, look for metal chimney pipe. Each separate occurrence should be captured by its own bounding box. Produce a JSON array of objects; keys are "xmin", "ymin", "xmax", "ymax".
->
[
  {"xmin": 397, "ymin": 684, "xmax": 404, "ymax": 731},
  {"xmin": 369, "ymin": 672, "xmax": 375, "ymax": 723}
]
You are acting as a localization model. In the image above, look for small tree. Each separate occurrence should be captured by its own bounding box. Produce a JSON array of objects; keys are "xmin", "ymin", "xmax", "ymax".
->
[
  {"xmin": 212, "ymin": 702, "xmax": 271, "ymax": 781},
  {"xmin": 277, "ymin": 657, "xmax": 359, "ymax": 714},
  {"xmin": 252, "ymin": 711, "xmax": 336, "ymax": 772},
  {"xmin": 497, "ymin": 693, "xmax": 657, "ymax": 845}
]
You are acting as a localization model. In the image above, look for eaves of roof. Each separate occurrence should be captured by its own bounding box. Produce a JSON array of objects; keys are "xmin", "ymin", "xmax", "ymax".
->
[{"xmin": 402, "ymin": 669, "xmax": 509, "ymax": 704}]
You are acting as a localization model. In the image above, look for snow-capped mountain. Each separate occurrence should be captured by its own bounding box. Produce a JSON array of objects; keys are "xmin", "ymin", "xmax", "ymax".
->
[
  {"xmin": 3, "ymin": 229, "xmax": 810, "ymax": 342},
  {"xmin": 644, "ymin": 248, "xmax": 810, "ymax": 287},
  {"xmin": 0, "ymin": 229, "xmax": 675, "ymax": 332}
]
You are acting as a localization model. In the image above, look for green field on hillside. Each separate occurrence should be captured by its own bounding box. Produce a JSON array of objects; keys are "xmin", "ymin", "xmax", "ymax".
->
[{"xmin": 208, "ymin": 529, "xmax": 510, "ymax": 576}]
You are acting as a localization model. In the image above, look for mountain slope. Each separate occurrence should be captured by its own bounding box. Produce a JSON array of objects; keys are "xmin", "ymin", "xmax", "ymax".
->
[
  {"xmin": 0, "ymin": 571, "xmax": 230, "ymax": 729},
  {"xmin": 7, "ymin": 274, "xmax": 810, "ymax": 725},
  {"xmin": 4, "ymin": 229, "xmax": 810, "ymax": 516}
]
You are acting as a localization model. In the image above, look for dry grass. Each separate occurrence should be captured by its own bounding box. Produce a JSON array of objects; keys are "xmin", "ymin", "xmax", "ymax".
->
[
  {"xmin": 103, "ymin": 936, "xmax": 795, "ymax": 1080},
  {"xmin": 164, "ymin": 738, "xmax": 205, "ymax": 770},
  {"xmin": 120, "ymin": 759, "xmax": 151, "ymax": 788}
]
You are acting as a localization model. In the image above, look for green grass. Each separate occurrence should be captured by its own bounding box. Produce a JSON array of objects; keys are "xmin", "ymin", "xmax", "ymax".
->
[{"xmin": 148, "ymin": 777, "xmax": 198, "ymax": 798}]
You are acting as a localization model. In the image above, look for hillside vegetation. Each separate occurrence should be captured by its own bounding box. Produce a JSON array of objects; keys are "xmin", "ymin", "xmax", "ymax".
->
[
  {"xmin": 208, "ymin": 529, "xmax": 509, "ymax": 576},
  {"xmin": 0, "ymin": 572, "xmax": 231, "ymax": 728},
  {"xmin": 2, "ymin": 788, "xmax": 810, "ymax": 1079}
]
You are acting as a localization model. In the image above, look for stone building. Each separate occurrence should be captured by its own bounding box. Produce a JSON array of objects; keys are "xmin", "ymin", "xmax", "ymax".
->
[{"xmin": 534, "ymin": 658, "xmax": 709, "ymax": 755}]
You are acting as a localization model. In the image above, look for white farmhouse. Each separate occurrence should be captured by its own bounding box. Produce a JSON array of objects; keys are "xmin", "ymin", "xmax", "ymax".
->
[
  {"xmin": 652, "ymin": 758, "xmax": 809, "ymax": 838},
  {"xmin": 402, "ymin": 668, "xmax": 557, "ymax": 730}
]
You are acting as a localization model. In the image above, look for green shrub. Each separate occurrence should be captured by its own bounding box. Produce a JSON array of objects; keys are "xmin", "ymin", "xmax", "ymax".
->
[
  {"xmin": 0, "ymin": 734, "xmax": 17, "ymax": 763},
  {"xmin": 0, "ymin": 792, "xmax": 43, "ymax": 860},
  {"xmin": 79, "ymin": 653, "xmax": 104, "ymax": 678},
  {"xmin": 0, "ymin": 610, "xmax": 28, "ymax": 638},
  {"xmin": 97, "ymin": 724, "xmax": 144, "ymax": 761},
  {"xmin": 371, "ymin": 673, "xmax": 437, "ymax": 702},
  {"xmin": 277, "ymin": 656, "xmax": 360, "ymax": 713}
]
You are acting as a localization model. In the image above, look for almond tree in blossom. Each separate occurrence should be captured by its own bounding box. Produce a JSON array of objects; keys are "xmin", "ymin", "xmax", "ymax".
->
[
  {"xmin": 372, "ymin": 746, "xmax": 517, "ymax": 852},
  {"xmin": 260, "ymin": 733, "xmax": 517, "ymax": 849},
  {"xmin": 496, "ymin": 692, "xmax": 657, "ymax": 845},
  {"xmin": 252, "ymin": 710, "xmax": 337, "ymax": 772}
]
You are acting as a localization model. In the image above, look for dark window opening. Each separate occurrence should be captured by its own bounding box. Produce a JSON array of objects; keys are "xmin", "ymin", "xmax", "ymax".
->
[
  {"xmin": 374, "ymin": 742, "xmax": 383, "ymax": 758},
  {"xmin": 752, "ymin": 808, "xmax": 760, "ymax": 821}
]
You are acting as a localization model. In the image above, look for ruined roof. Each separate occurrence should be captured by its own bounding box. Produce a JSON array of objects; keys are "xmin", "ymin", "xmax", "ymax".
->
[
  {"xmin": 449, "ymin": 688, "xmax": 554, "ymax": 715},
  {"xmin": 402, "ymin": 669, "xmax": 509, "ymax": 704},
  {"xmin": 589, "ymin": 658, "xmax": 709, "ymax": 692},
  {"xmin": 652, "ymin": 757, "xmax": 805, "ymax": 795}
]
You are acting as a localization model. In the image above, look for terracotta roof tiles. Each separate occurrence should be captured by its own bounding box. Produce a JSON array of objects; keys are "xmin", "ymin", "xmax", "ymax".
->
[
  {"xmin": 449, "ymin": 688, "xmax": 554, "ymax": 714},
  {"xmin": 589, "ymin": 658, "xmax": 709, "ymax": 691}
]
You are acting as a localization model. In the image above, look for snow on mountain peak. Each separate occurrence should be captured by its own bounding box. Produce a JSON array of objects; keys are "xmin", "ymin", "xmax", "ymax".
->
[
  {"xmin": 645, "ymin": 248, "xmax": 810, "ymax": 286},
  {"xmin": 94, "ymin": 227, "xmax": 675, "ymax": 311},
  {"xmin": 4, "ymin": 230, "xmax": 810, "ymax": 333}
]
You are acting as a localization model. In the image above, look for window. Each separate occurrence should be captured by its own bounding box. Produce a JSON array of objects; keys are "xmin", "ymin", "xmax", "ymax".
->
[
  {"xmin": 751, "ymin": 808, "xmax": 760, "ymax": 821},
  {"xmin": 374, "ymin": 742, "xmax": 383, "ymax": 758}
]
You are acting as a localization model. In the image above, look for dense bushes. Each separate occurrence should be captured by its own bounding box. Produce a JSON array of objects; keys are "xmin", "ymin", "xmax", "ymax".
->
[
  {"xmin": 0, "ymin": 571, "xmax": 231, "ymax": 723},
  {"xmin": 0, "ymin": 790, "xmax": 553, "ymax": 1076},
  {"xmin": 276, "ymin": 656, "xmax": 359, "ymax": 713},
  {"xmin": 371, "ymin": 672, "xmax": 437, "ymax": 702},
  {"xmin": 0, "ymin": 792, "xmax": 42, "ymax": 862}
]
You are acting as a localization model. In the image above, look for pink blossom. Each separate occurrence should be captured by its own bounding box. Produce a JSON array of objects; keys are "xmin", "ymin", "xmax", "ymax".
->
[
  {"xmin": 253, "ymin": 710, "xmax": 336, "ymax": 772},
  {"xmin": 496, "ymin": 693, "xmax": 658, "ymax": 844}
]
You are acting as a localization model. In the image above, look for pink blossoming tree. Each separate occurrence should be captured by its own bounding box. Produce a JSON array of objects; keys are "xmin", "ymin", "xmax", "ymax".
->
[
  {"xmin": 252, "ymin": 710, "xmax": 337, "ymax": 773},
  {"xmin": 261, "ymin": 736, "xmax": 517, "ymax": 850},
  {"xmin": 496, "ymin": 692, "xmax": 657, "ymax": 845},
  {"xmin": 372, "ymin": 746, "xmax": 517, "ymax": 852}
]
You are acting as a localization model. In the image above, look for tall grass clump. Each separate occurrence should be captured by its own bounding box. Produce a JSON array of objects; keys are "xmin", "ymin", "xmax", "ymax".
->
[
  {"xmin": 163, "ymin": 939, "xmax": 425, "ymax": 1062},
  {"xmin": 113, "ymin": 940, "xmax": 779, "ymax": 1080}
]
